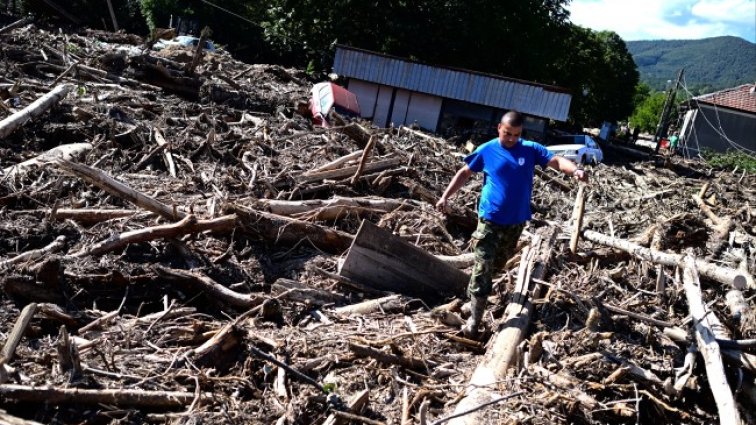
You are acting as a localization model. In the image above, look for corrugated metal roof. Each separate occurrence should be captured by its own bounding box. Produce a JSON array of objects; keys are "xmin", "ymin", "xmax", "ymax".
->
[
  {"xmin": 694, "ymin": 84, "xmax": 756, "ymax": 114},
  {"xmin": 333, "ymin": 45, "xmax": 572, "ymax": 121}
]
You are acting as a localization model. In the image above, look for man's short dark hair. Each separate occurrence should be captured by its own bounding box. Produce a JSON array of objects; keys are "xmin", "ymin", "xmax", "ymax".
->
[{"xmin": 501, "ymin": 111, "xmax": 524, "ymax": 127}]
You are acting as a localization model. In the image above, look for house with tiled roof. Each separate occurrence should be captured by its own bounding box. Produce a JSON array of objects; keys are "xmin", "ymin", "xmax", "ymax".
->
[{"xmin": 679, "ymin": 83, "xmax": 756, "ymax": 155}]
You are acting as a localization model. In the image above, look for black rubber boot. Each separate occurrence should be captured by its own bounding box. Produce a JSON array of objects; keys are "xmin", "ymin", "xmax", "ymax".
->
[{"xmin": 462, "ymin": 296, "xmax": 486, "ymax": 338}]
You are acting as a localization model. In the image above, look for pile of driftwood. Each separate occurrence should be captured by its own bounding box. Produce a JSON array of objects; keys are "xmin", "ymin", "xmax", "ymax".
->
[{"xmin": 0, "ymin": 17, "xmax": 754, "ymax": 425}]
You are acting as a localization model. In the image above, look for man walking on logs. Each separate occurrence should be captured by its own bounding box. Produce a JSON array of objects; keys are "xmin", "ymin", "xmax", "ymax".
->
[{"xmin": 436, "ymin": 111, "xmax": 588, "ymax": 338}]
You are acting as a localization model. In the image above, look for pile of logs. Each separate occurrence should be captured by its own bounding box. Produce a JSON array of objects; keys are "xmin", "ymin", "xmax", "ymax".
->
[{"xmin": 0, "ymin": 16, "xmax": 754, "ymax": 425}]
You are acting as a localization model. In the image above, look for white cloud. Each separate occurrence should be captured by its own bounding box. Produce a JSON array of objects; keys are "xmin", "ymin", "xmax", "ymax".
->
[
  {"xmin": 691, "ymin": 0, "xmax": 755, "ymax": 24},
  {"xmin": 568, "ymin": 0, "xmax": 756, "ymax": 41}
]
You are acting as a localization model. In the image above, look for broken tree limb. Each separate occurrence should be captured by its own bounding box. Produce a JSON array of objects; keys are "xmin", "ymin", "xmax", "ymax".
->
[
  {"xmin": 47, "ymin": 208, "xmax": 141, "ymax": 225},
  {"xmin": 570, "ymin": 184, "xmax": 586, "ymax": 254},
  {"xmin": 0, "ymin": 303, "xmax": 38, "ymax": 383},
  {"xmin": 3, "ymin": 142, "xmax": 92, "ymax": 178},
  {"xmin": 297, "ymin": 157, "xmax": 402, "ymax": 184},
  {"xmin": 334, "ymin": 295, "xmax": 403, "ymax": 316},
  {"xmin": 154, "ymin": 265, "xmax": 264, "ymax": 309},
  {"xmin": 0, "ymin": 236, "xmax": 66, "ymax": 270},
  {"xmin": 306, "ymin": 150, "xmax": 362, "ymax": 174},
  {"xmin": 348, "ymin": 342, "xmax": 436, "ymax": 370},
  {"xmin": 0, "ymin": 84, "xmax": 72, "ymax": 139},
  {"xmin": 535, "ymin": 168, "xmax": 571, "ymax": 192},
  {"xmin": 253, "ymin": 196, "xmax": 408, "ymax": 221},
  {"xmin": 682, "ymin": 256, "xmax": 742, "ymax": 425},
  {"xmin": 153, "ymin": 127, "xmax": 176, "ymax": 178},
  {"xmin": 0, "ymin": 384, "xmax": 207, "ymax": 408},
  {"xmin": 229, "ymin": 204, "xmax": 354, "ymax": 253},
  {"xmin": 529, "ymin": 365, "xmax": 600, "ymax": 410},
  {"xmin": 0, "ymin": 16, "xmax": 33, "ymax": 35},
  {"xmin": 448, "ymin": 227, "xmax": 556, "ymax": 425},
  {"xmin": 271, "ymin": 278, "xmax": 347, "ymax": 306},
  {"xmin": 351, "ymin": 135, "xmax": 378, "ymax": 185},
  {"xmin": 323, "ymin": 388, "xmax": 370, "ymax": 425},
  {"xmin": 73, "ymin": 214, "xmax": 235, "ymax": 257},
  {"xmin": 54, "ymin": 159, "xmax": 184, "ymax": 221},
  {"xmin": 583, "ymin": 230, "xmax": 753, "ymax": 289}
]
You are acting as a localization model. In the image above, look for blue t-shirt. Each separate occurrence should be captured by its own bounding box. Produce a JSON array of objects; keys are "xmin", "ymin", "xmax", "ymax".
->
[{"xmin": 464, "ymin": 138, "xmax": 553, "ymax": 225}]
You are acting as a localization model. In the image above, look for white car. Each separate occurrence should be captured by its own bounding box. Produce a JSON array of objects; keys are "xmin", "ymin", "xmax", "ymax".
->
[
  {"xmin": 546, "ymin": 135, "xmax": 603, "ymax": 165},
  {"xmin": 153, "ymin": 36, "xmax": 216, "ymax": 52}
]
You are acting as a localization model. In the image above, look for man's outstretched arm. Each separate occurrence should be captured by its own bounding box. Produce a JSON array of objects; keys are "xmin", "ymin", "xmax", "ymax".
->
[
  {"xmin": 547, "ymin": 156, "xmax": 588, "ymax": 182},
  {"xmin": 436, "ymin": 165, "xmax": 473, "ymax": 212}
]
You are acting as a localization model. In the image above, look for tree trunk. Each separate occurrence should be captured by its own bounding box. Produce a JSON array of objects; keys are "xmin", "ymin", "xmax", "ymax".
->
[
  {"xmin": 448, "ymin": 227, "xmax": 556, "ymax": 425},
  {"xmin": 682, "ymin": 256, "xmax": 742, "ymax": 425},
  {"xmin": 583, "ymin": 230, "xmax": 752, "ymax": 289}
]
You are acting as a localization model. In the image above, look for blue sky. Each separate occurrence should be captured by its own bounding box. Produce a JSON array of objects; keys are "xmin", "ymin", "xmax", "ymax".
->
[{"xmin": 567, "ymin": 0, "xmax": 756, "ymax": 42}]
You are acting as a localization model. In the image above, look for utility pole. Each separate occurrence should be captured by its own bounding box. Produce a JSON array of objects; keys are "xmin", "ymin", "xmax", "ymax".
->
[{"xmin": 653, "ymin": 68, "xmax": 684, "ymax": 153}]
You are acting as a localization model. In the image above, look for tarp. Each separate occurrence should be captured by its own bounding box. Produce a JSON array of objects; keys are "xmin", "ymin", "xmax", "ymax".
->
[{"xmin": 310, "ymin": 82, "xmax": 360, "ymax": 126}]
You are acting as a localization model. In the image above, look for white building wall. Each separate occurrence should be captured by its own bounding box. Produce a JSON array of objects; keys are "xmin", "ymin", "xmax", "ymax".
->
[
  {"xmin": 404, "ymin": 93, "xmax": 443, "ymax": 131},
  {"xmin": 372, "ymin": 86, "xmax": 394, "ymax": 128},
  {"xmin": 346, "ymin": 80, "xmax": 378, "ymax": 118},
  {"xmin": 390, "ymin": 89, "xmax": 411, "ymax": 127}
]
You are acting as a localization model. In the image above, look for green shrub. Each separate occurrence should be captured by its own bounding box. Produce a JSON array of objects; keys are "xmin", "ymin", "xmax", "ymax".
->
[{"xmin": 701, "ymin": 149, "xmax": 756, "ymax": 173}]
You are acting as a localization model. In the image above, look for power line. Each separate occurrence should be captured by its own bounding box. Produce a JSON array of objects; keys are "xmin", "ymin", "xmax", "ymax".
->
[
  {"xmin": 197, "ymin": 0, "xmax": 310, "ymax": 49},
  {"xmin": 679, "ymin": 76, "xmax": 756, "ymax": 156}
]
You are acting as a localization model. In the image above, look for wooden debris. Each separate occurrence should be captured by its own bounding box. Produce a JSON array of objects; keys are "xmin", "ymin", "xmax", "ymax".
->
[
  {"xmin": 339, "ymin": 220, "xmax": 468, "ymax": 299},
  {"xmin": 0, "ymin": 84, "xmax": 72, "ymax": 139}
]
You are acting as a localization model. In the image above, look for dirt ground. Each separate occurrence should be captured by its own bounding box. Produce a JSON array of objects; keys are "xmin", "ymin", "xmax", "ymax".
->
[{"xmin": 0, "ymin": 18, "xmax": 754, "ymax": 425}]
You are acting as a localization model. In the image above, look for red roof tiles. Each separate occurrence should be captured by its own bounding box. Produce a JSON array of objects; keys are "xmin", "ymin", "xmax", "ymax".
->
[{"xmin": 694, "ymin": 83, "xmax": 756, "ymax": 114}]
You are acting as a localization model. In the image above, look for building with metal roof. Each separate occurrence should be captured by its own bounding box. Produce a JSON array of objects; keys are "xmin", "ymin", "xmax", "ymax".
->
[
  {"xmin": 679, "ymin": 83, "xmax": 756, "ymax": 155},
  {"xmin": 332, "ymin": 45, "xmax": 572, "ymax": 141}
]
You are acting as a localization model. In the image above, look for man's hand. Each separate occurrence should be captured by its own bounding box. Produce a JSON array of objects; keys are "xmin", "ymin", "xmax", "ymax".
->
[
  {"xmin": 573, "ymin": 168, "xmax": 588, "ymax": 183},
  {"xmin": 436, "ymin": 197, "xmax": 449, "ymax": 213}
]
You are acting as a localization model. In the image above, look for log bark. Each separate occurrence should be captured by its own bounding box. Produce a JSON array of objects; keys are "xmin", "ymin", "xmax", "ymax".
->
[
  {"xmin": 0, "ymin": 384, "xmax": 206, "ymax": 408},
  {"xmin": 449, "ymin": 227, "xmax": 556, "ymax": 425},
  {"xmin": 682, "ymin": 256, "xmax": 742, "ymax": 425},
  {"xmin": 72, "ymin": 214, "xmax": 235, "ymax": 257},
  {"xmin": 54, "ymin": 159, "xmax": 184, "ymax": 221},
  {"xmin": 583, "ymin": 230, "xmax": 752, "ymax": 289},
  {"xmin": 0, "ymin": 84, "xmax": 72, "ymax": 139}
]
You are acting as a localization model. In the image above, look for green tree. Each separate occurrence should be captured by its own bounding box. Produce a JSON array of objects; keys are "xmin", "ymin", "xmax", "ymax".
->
[
  {"xmin": 259, "ymin": 0, "xmax": 571, "ymax": 78},
  {"xmin": 629, "ymin": 91, "xmax": 665, "ymax": 133},
  {"xmin": 551, "ymin": 26, "xmax": 638, "ymax": 127}
]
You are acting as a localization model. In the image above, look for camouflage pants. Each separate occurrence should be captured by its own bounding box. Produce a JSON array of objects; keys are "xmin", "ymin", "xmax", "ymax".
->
[{"xmin": 468, "ymin": 219, "xmax": 525, "ymax": 298}]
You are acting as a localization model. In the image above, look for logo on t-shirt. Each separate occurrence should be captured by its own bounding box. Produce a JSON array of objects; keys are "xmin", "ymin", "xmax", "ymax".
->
[{"xmin": 518, "ymin": 157, "xmax": 525, "ymax": 166}]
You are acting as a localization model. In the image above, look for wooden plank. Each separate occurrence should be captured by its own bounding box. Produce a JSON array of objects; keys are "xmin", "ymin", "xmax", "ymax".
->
[{"xmin": 339, "ymin": 220, "xmax": 467, "ymax": 299}]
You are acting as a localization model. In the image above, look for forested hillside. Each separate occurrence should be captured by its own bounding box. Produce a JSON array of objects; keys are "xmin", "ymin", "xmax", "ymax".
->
[{"xmin": 627, "ymin": 36, "xmax": 756, "ymax": 94}]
